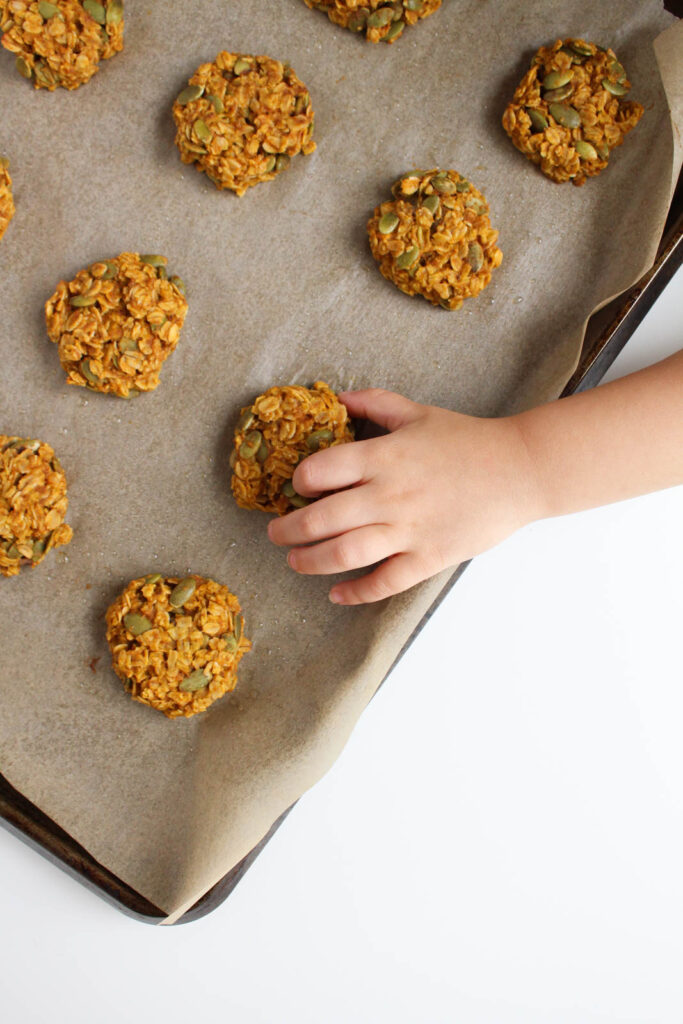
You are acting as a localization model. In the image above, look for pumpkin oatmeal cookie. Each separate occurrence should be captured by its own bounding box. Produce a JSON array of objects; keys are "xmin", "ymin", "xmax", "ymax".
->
[
  {"xmin": 0, "ymin": 435, "xmax": 73, "ymax": 577},
  {"xmin": 45, "ymin": 252, "xmax": 188, "ymax": 398},
  {"xmin": 301, "ymin": 0, "xmax": 441, "ymax": 43},
  {"xmin": 502, "ymin": 38, "xmax": 644, "ymax": 186},
  {"xmin": 231, "ymin": 382, "xmax": 354, "ymax": 516},
  {"xmin": 106, "ymin": 574, "xmax": 251, "ymax": 719},
  {"xmin": 0, "ymin": 0, "xmax": 124, "ymax": 91},
  {"xmin": 367, "ymin": 169, "xmax": 502, "ymax": 310},
  {"xmin": 172, "ymin": 52, "xmax": 315, "ymax": 196},
  {"xmin": 0, "ymin": 156, "xmax": 14, "ymax": 241}
]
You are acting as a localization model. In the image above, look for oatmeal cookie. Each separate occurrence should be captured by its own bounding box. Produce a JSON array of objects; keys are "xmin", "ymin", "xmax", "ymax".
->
[
  {"xmin": 367, "ymin": 168, "xmax": 502, "ymax": 310},
  {"xmin": 0, "ymin": 435, "xmax": 73, "ymax": 577},
  {"xmin": 0, "ymin": 0, "xmax": 124, "ymax": 91},
  {"xmin": 106, "ymin": 574, "xmax": 251, "ymax": 719},
  {"xmin": 45, "ymin": 252, "xmax": 188, "ymax": 398},
  {"xmin": 172, "ymin": 52, "xmax": 315, "ymax": 196},
  {"xmin": 231, "ymin": 382, "xmax": 354, "ymax": 516},
  {"xmin": 502, "ymin": 38, "xmax": 644, "ymax": 185},
  {"xmin": 302, "ymin": 0, "xmax": 441, "ymax": 44},
  {"xmin": 0, "ymin": 156, "xmax": 14, "ymax": 241}
]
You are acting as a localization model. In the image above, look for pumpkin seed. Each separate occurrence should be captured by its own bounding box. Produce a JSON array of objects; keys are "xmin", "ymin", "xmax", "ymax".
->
[
  {"xmin": 455, "ymin": 179, "xmax": 470, "ymax": 193},
  {"xmin": 548, "ymin": 102, "xmax": 581, "ymax": 129},
  {"xmin": 385, "ymin": 19, "xmax": 404, "ymax": 41},
  {"xmin": 432, "ymin": 176, "xmax": 457, "ymax": 194},
  {"xmin": 396, "ymin": 246, "xmax": 419, "ymax": 269},
  {"xmin": 170, "ymin": 577, "xmax": 196, "ymax": 608},
  {"xmin": 275, "ymin": 154, "xmax": 290, "ymax": 172},
  {"xmin": 80, "ymin": 359, "xmax": 100, "ymax": 385},
  {"xmin": 143, "ymin": 573, "xmax": 162, "ymax": 585},
  {"xmin": 233, "ymin": 57, "xmax": 252, "ymax": 75},
  {"xmin": 596, "ymin": 142, "xmax": 610, "ymax": 160},
  {"xmin": 170, "ymin": 275, "xmax": 186, "ymax": 295},
  {"xmin": 239, "ymin": 430, "xmax": 263, "ymax": 459},
  {"xmin": 378, "ymin": 212, "xmax": 399, "ymax": 234},
  {"xmin": 101, "ymin": 261, "xmax": 118, "ymax": 280},
  {"xmin": 176, "ymin": 84, "xmax": 204, "ymax": 105},
  {"xmin": 16, "ymin": 57, "xmax": 33, "ymax": 79},
  {"xmin": 543, "ymin": 83, "xmax": 573, "ymax": 103},
  {"xmin": 206, "ymin": 92, "xmax": 224, "ymax": 114},
  {"xmin": 83, "ymin": 0, "xmax": 106, "ymax": 25},
  {"xmin": 118, "ymin": 338, "xmax": 138, "ymax": 353},
  {"xmin": 422, "ymin": 194, "xmax": 440, "ymax": 216},
  {"xmin": 194, "ymin": 119, "xmax": 212, "ymax": 143},
  {"xmin": 348, "ymin": 12, "xmax": 367, "ymax": 31},
  {"xmin": 256, "ymin": 439, "xmax": 269, "ymax": 464},
  {"xmin": 38, "ymin": 2, "xmax": 60, "ymax": 18},
  {"xmin": 609, "ymin": 60, "xmax": 626, "ymax": 80},
  {"xmin": 140, "ymin": 254, "xmax": 166, "ymax": 267},
  {"xmin": 542, "ymin": 70, "xmax": 572, "ymax": 90},
  {"xmin": 526, "ymin": 107, "xmax": 548, "ymax": 132},
  {"xmin": 569, "ymin": 41, "xmax": 593, "ymax": 57},
  {"xmin": 290, "ymin": 494, "xmax": 310, "ymax": 509},
  {"xmin": 237, "ymin": 409, "xmax": 255, "ymax": 431},
  {"xmin": 179, "ymin": 669, "xmax": 210, "ymax": 693},
  {"xmin": 367, "ymin": 7, "xmax": 394, "ymax": 28},
  {"xmin": 281, "ymin": 479, "xmax": 296, "ymax": 498},
  {"xmin": 70, "ymin": 293, "xmax": 98, "ymax": 307},
  {"xmin": 306, "ymin": 429, "xmax": 333, "ymax": 452},
  {"xmin": 467, "ymin": 242, "xmax": 484, "ymax": 273},
  {"xmin": 602, "ymin": 78, "xmax": 628, "ymax": 96},
  {"xmin": 123, "ymin": 612, "xmax": 153, "ymax": 636},
  {"xmin": 465, "ymin": 196, "xmax": 486, "ymax": 215},
  {"xmin": 575, "ymin": 139, "xmax": 598, "ymax": 160},
  {"xmin": 157, "ymin": 266, "xmax": 168, "ymax": 281},
  {"xmin": 5, "ymin": 544, "xmax": 20, "ymax": 560},
  {"xmin": 224, "ymin": 633, "xmax": 238, "ymax": 652},
  {"xmin": 106, "ymin": 0, "xmax": 124, "ymax": 26},
  {"xmin": 32, "ymin": 536, "xmax": 48, "ymax": 559},
  {"xmin": 560, "ymin": 45, "xmax": 585, "ymax": 65},
  {"xmin": 234, "ymin": 614, "xmax": 243, "ymax": 642},
  {"xmin": 404, "ymin": 0, "xmax": 423, "ymax": 9},
  {"xmin": 264, "ymin": 155, "xmax": 276, "ymax": 173}
]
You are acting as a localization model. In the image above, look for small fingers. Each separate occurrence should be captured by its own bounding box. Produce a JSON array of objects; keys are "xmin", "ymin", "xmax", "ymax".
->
[
  {"xmin": 329, "ymin": 552, "xmax": 434, "ymax": 605},
  {"xmin": 292, "ymin": 438, "xmax": 371, "ymax": 497},
  {"xmin": 339, "ymin": 389, "xmax": 422, "ymax": 433},
  {"xmin": 287, "ymin": 525, "xmax": 398, "ymax": 576},
  {"xmin": 268, "ymin": 486, "xmax": 379, "ymax": 547}
]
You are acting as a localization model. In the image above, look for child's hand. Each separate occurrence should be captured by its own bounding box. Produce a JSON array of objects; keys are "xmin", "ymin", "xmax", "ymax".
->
[{"xmin": 267, "ymin": 389, "xmax": 546, "ymax": 605}]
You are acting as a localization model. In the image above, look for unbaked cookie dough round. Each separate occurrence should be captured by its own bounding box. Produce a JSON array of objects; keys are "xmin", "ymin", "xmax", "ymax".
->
[
  {"xmin": 0, "ymin": 0, "xmax": 124, "ymax": 91},
  {"xmin": 45, "ymin": 252, "xmax": 188, "ymax": 398},
  {"xmin": 106, "ymin": 573, "xmax": 251, "ymax": 719},
  {"xmin": 0, "ymin": 156, "xmax": 15, "ymax": 241},
  {"xmin": 231, "ymin": 382, "xmax": 354, "ymax": 516},
  {"xmin": 367, "ymin": 168, "xmax": 502, "ymax": 310},
  {"xmin": 0, "ymin": 435, "xmax": 73, "ymax": 577},
  {"xmin": 502, "ymin": 38, "xmax": 644, "ymax": 186},
  {"xmin": 172, "ymin": 52, "xmax": 315, "ymax": 196},
  {"xmin": 302, "ymin": 0, "xmax": 441, "ymax": 44}
]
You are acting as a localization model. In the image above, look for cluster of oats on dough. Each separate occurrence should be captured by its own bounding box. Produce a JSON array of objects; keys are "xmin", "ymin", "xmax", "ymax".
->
[
  {"xmin": 0, "ymin": 0, "xmax": 123, "ymax": 90},
  {"xmin": 105, "ymin": 573, "xmax": 251, "ymax": 719},
  {"xmin": 45, "ymin": 252, "xmax": 188, "ymax": 399},
  {"xmin": 502, "ymin": 38, "xmax": 644, "ymax": 186},
  {"xmin": 0, "ymin": 435, "xmax": 73, "ymax": 577},
  {"xmin": 367, "ymin": 169, "xmax": 503, "ymax": 310},
  {"xmin": 302, "ymin": 0, "xmax": 441, "ymax": 44},
  {"xmin": 0, "ymin": 156, "xmax": 15, "ymax": 241},
  {"xmin": 172, "ymin": 52, "xmax": 316, "ymax": 196},
  {"xmin": 231, "ymin": 382, "xmax": 354, "ymax": 516}
]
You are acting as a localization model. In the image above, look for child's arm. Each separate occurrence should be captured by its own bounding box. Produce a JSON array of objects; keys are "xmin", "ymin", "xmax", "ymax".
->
[{"xmin": 267, "ymin": 350, "xmax": 683, "ymax": 605}]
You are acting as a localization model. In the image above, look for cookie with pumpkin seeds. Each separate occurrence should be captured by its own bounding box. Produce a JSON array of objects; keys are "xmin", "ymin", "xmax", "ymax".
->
[
  {"xmin": 367, "ymin": 169, "xmax": 502, "ymax": 310},
  {"xmin": 0, "ymin": 156, "xmax": 14, "ymax": 241},
  {"xmin": 172, "ymin": 51, "xmax": 315, "ymax": 196},
  {"xmin": 502, "ymin": 38, "xmax": 644, "ymax": 185},
  {"xmin": 0, "ymin": 435, "xmax": 73, "ymax": 578},
  {"xmin": 302, "ymin": 0, "xmax": 441, "ymax": 44},
  {"xmin": 0, "ymin": 0, "xmax": 124, "ymax": 91},
  {"xmin": 231, "ymin": 382, "xmax": 354, "ymax": 516},
  {"xmin": 45, "ymin": 252, "xmax": 188, "ymax": 398},
  {"xmin": 106, "ymin": 574, "xmax": 251, "ymax": 719}
]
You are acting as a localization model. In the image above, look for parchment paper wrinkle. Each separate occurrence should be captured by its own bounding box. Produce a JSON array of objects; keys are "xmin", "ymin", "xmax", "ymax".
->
[{"xmin": 0, "ymin": 0, "xmax": 680, "ymax": 918}]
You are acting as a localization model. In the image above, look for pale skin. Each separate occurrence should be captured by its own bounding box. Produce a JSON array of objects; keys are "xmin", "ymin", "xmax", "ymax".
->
[{"xmin": 268, "ymin": 350, "xmax": 683, "ymax": 605}]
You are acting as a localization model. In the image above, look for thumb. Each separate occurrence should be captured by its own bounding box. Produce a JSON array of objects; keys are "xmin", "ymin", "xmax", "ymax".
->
[{"xmin": 339, "ymin": 388, "xmax": 421, "ymax": 433}]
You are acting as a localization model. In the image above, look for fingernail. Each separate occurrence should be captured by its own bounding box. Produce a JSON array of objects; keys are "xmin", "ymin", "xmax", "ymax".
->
[
  {"xmin": 287, "ymin": 551, "xmax": 297, "ymax": 569},
  {"xmin": 329, "ymin": 589, "xmax": 343, "ymax": 604}
]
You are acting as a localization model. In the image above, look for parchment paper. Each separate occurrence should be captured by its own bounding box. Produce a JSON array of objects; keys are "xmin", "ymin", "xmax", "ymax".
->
[{"xmin": 0, "ymin": 0, "xmax": 680, "ymax": 920}]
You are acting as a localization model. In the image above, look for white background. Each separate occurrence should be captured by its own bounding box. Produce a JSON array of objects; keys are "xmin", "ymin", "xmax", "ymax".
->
[{"xmin": 1, "ymin": 266, "xmax": 681, "ymax": 1023}]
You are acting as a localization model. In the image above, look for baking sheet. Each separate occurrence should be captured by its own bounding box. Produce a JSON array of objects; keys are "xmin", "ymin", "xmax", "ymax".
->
[{"xmin": 0, "ymin": 0, "xmax": 680, "ymax": 919}]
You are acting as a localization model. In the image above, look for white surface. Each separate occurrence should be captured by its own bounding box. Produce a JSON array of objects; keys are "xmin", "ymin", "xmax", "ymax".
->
[{"xmin": 2, "ymin": 267, "xmax": 682, "ymax": 1023}]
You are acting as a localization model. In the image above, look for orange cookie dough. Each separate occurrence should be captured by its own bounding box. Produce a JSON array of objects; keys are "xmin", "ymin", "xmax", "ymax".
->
[
  {"xmin": 302, "ymin": 0, "xmax": 441, "ymax": 44},
  {"xmin": 502, "ymin": 38, "xmax": 644, "ymax": 186},
  {"xmin": 367, "ymin": 168, "xmax": 502, "ymax": 310},
  {"xmin": 231, "ymin": 382, "xmax": 354, "ymax": 516},
  {"xmin": 106, "ymin": 574, "xmax": 251, "ymax": 719},
  {"xmin": 0, "ymin": 0, "xmax": 124, "ymax": 90},
  {"xmin": 0, "ymin": 435, "xmax": 73, "ymax": 577},
  {"xmin": 0, "ymin": 156, "xmax": 14, "ymax": 241},
  {"xmin": 172, "ymin": 52, "xmax": 315, "ymax": 196},
  {"xmin": 45, "ymin": 252, "xmax": 188, "ymax": 398}
]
